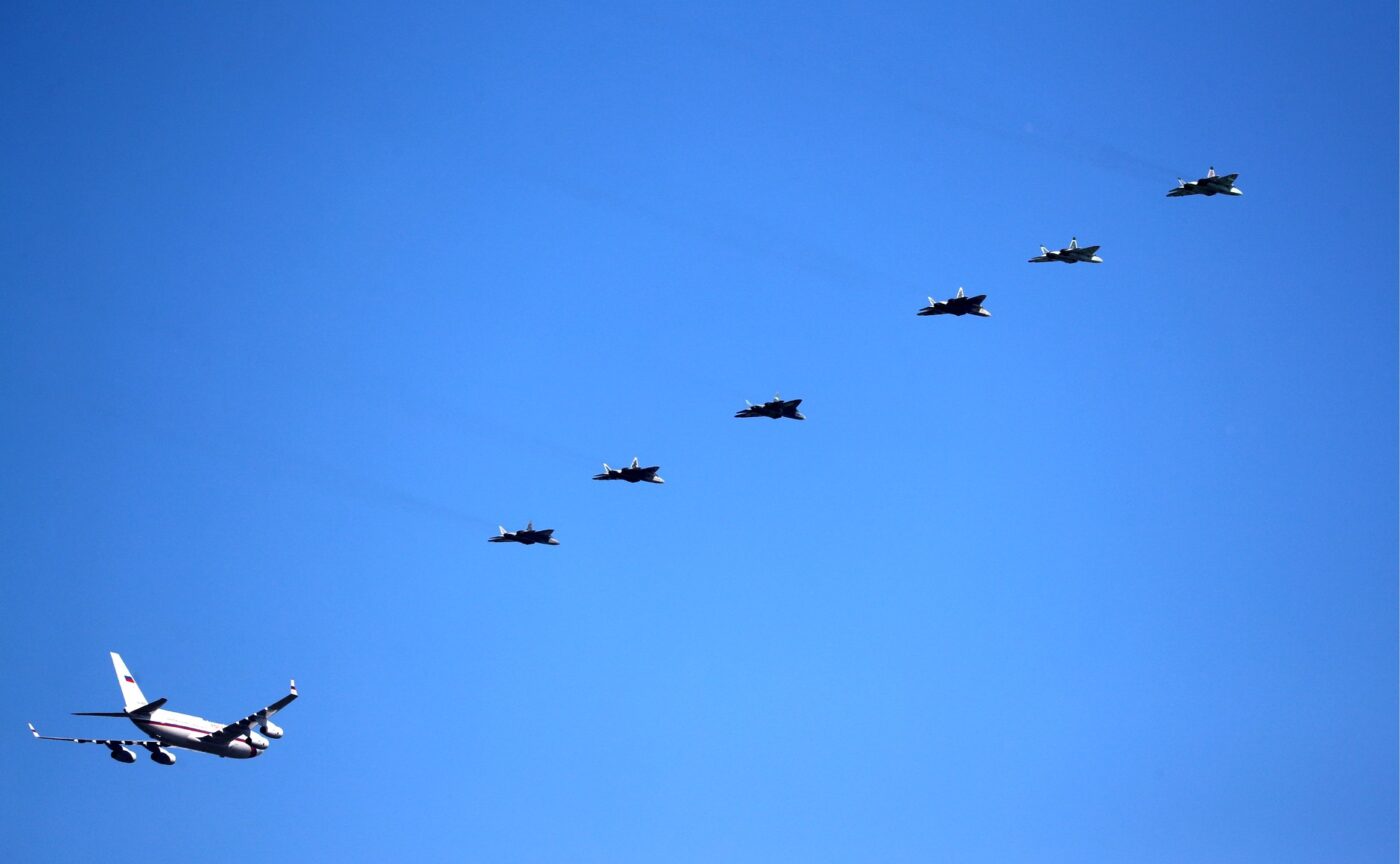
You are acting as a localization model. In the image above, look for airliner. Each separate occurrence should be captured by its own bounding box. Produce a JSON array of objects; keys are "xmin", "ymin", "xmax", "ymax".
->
[{"xmin": 28, "ymin": 652, "xmax": 297, "ymax": 764}]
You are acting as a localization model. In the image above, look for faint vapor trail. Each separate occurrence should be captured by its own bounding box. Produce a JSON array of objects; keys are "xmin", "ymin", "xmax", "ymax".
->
[
  {"xmin": 505, "ymin": 164, "xmax": 901, "ymax": 294},
  {"xmin": 83, "ymin": 386, "xmax": 500, "ymax": 534},
  {"xmin": 907, "ymin": 96, "xmax": 1182, "ymax": 183},
  {"xmin": 266, "ymin": 448, "xmax": 496, "ymax": 533}
]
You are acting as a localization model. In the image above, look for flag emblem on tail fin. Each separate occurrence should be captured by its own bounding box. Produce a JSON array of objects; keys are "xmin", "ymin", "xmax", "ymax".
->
[{"xmin": 124, "ymin": 676, "xmax": 135, "ymax": 683}]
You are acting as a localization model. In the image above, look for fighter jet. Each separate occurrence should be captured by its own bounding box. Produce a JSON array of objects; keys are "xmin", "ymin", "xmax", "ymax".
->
[
  {"xmin": 918, "ymin": 287, "xmax": 991, "ymax": 318},
  {"xmin": 1029, "ymin": 236, "xmax": 1103, "ymax": 264},
  {"xmin": 27, "ymin": 652, "xmax": 297, "ymax": 765},
  {"xmin": 1167, "ymin": 166, "xmax": 1242, "ymax": 197},
  {"xmin": 735, "ymin": 394, "xmax": 805, "ymax": 420},
  {"xmin": 489, "ymin": 522, "xmax": 560, "ymax": 545},
  {"xmin": 594, "ymin": 457, "xmax": 664, "ymax": 484}
]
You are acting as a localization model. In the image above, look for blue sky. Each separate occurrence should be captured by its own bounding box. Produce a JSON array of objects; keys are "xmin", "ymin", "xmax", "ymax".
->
[{"xmin": 2, "ymin": 2, "xmax": 1395, "ymax": 861}]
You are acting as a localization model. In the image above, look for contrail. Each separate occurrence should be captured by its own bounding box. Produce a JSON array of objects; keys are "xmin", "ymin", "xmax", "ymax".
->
[
  {"xmin": 267, "ymin": 448, "xmax": 495, "ymax": 531},
  {"xmin": 504, "ymin": 164, "xmax": 901, "ymax": 293},
  {"xmin": 907, "ymin": 97, "xmax": 1182, "ymax": 182}
]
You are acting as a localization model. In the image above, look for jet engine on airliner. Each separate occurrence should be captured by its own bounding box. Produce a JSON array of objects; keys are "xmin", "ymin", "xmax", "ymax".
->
[
  {"xmin": 108, "ymin": 745, "xmax": 136, "ymax": 764},
  {"xmin": 149, "ymin": 747, "xmax": 177, "ymax": 765},
  {"xmin": 259, "ymin": 721, "xmax": 283, "ymax": 739}
]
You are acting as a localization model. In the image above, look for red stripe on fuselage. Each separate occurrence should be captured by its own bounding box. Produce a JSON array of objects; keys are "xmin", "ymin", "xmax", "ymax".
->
[{"xmin": 144, "ymin": 720, "xmax": 214, "ymax": 735}]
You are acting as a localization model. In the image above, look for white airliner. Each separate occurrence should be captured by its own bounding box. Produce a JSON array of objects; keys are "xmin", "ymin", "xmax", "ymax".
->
[{"xmin": 28, "ymin": 652, "xmax": 297, "ymax": 765}]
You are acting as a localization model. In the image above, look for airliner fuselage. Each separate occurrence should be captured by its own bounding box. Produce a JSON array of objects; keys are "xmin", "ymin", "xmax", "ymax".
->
[{"xmin": 131, "ymin": 709, "xmax": 269, "ymax": 758}]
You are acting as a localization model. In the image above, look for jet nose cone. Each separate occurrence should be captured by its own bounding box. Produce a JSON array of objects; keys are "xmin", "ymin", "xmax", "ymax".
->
[
  {"xmin": 1230, "ymin": 187, "xmax": 1244, "ymax": 195},
  {"xmin": 1091, "ymin": 256, "xmax": 1103, "ymax": 263}
]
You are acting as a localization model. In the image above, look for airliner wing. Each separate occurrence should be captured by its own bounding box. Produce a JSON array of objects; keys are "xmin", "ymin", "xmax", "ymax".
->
[
  {"xmin": 28, "ymin": 723, "xmax": 160, "ymax": 747},
  {"xmin": 199, "ymin": 680, "xmax": 298, "ymax": 742}
]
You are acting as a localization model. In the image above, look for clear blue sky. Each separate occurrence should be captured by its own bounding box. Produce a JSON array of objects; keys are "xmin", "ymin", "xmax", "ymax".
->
[{"xmin": 2, "ymin": 2, "xmax": 1395, "ymax": 862}]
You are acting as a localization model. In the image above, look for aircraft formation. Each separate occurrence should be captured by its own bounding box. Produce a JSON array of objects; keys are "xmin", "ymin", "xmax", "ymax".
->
[
  {"xmin": 930, "ymin": 166, "xmax": 1239, "ymax": 320},
  {"xmin": 475, "ymin": 166, "xmax": 1241, "ymax": 546},
  {"xmin": 29, "ymin": 166, "xmax": 1241, "ymax": 764}
]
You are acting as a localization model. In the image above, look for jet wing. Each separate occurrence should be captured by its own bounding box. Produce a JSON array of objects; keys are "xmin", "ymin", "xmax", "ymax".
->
[
  {"xmin": 28, "ymin": 723, "xmax": 161, "ymax": 747},
  {"xmin": 1078, "ymin": 245, "xmax": 1100, "ymax": 255},
  {"xmin": 198, "ymin": 681, "xmax": 298, "ymax": 743},
  {"xmin": 784, "ymin": 399, "xmax": 802, "ymax": 408},
  {"xmin": 1217, "ymin": 173, "xmax": 1238, "ymax": 185}
]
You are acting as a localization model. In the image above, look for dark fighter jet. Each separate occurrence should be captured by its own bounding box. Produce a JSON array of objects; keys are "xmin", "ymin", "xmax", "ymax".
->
[
  {"xmin": 1029, "ymin": 236, "xmax": 1103, "ymax": 264},
  {"xmin": 918, "ymin": 287, "xmax": 991, "ymax": 318},
  {"xmin": 1167, "ymin": 166, "xmax": 1243, "ymax": 197},
  {"xmin": 735, "ymin": 394, "xmax": 805, "ymax": 420},
  {"xmin": 593, "ymin": 457, "xmax": 665, "ymax": 484},
  {"xmin": 488, "ymin": 522, "xmax": 559, "ymax": 545}
]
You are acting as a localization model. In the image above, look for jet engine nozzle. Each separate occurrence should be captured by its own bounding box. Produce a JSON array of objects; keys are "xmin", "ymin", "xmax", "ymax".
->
[
  {"xmin": 259, "ymin": 721, "xmax": 284, "ymax": 739},
  {"xmin": 149, "ymin": 747, "xmax": 177, "ymax": 765}
]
